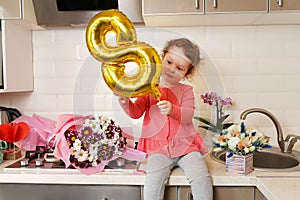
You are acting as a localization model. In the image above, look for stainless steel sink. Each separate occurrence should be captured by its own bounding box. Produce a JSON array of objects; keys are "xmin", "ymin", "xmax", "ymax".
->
[{"xmin": 210, "ymin": 147, "xmax": 300, "ymax": 171}]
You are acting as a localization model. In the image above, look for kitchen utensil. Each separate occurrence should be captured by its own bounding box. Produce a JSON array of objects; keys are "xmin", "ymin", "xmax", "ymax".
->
[{"xmin": 0, "ymin": 106, "xmax": 22, "ymax": 123}]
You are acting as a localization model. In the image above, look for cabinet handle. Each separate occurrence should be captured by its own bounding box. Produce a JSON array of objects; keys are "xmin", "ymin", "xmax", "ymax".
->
[
  {"xmin": 213, "ymin": 0, "xmax": 217, "ymax": 8},
  {"xmin": 194, "ymin": 0, "xmax": 199, "ymax": 9},
  {"xmin": 277, "ymin": 0, "xmax": 283, "ymax": 7}
]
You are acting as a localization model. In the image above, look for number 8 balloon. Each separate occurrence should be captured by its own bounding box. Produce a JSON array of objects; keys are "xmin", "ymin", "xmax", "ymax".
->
[{"xmin": 86, "ymin": 10, "xmax": 162, "ymax": 99}]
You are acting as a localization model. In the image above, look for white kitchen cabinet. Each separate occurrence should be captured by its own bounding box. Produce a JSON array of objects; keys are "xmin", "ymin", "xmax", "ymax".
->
[
  {"xmin": 0, "ymin": 19, "xmax": 33, "ymax": 92},
  {"xmin": 206, "ymin": 0, "xmax": 268, "ymax": 13},
  {"xmin": 0, "ymin": 0, "xmax": 36, "ymax": 25},
  {"xmin": 0, "ymin": 0, "xmax": 21, "ymax": 19},
  {"xmin": 269, "ymin": 0, "xmax": 300, "ymax": 11},
  {"xmin": 142, "ymin": 0, "xmax": 268, "ymax": 26},
  {"xmin": 143, "ymin": 0, "xmax": 204, "ymax": 14},
  {"xmin": 142, "ymin": 0, "xmax": 300, "ymax": 26}
]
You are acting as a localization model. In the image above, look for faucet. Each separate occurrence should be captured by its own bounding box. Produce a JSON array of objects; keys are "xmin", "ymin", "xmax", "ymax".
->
[
  {"xmin": 240, "ymin": 108, "xmax": 299, "ymax": 153},
  {"xmin": 284, "ymin": 134, "xmax": 300, "ymax": 153}
]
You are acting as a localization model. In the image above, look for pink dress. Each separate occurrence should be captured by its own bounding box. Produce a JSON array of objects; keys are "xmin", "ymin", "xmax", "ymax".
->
[{"xmin": 120, "ymin": 83, "xmax": 208, "ymax": 158}]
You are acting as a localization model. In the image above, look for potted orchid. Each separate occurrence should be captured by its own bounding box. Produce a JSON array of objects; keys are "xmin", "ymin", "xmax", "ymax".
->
[{"xmin": 194, "ymin": 92, "xmax": 234, "ymax": 133}]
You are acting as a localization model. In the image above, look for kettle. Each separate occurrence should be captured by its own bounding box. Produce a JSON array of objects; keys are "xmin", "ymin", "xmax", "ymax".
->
[{"xmin": 0, "ymin": 106, "xmax": 22, "ymax": 124}]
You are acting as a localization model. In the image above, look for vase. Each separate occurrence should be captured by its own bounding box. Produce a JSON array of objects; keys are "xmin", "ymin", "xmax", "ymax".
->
[{"xmin": 225, "ymin": 152, "xmax": 253, "ymax": 175}]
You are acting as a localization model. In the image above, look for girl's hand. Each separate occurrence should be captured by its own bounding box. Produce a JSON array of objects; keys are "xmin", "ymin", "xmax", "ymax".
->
[{"xmin": 157, "ymin": 100, "xmax": 172, "ymax": 116}]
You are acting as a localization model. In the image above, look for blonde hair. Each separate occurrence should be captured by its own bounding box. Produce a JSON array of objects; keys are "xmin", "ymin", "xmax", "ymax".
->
[{"xmin": 162, "ymin": 38, "xmax": 200, "ymax": 78}]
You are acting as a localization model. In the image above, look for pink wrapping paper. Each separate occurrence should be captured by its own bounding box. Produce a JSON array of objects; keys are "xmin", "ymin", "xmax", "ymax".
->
[
  {"xmin": 13, "ymin": 114, "xmax": 56, "ymax": 150},
  {"xmin": 14, "ymin": 113, "xmax": 146, "ymax": 175}
]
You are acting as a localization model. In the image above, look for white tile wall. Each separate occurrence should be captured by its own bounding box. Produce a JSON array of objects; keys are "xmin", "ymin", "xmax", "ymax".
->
[{"xmin": 1, "ymin": 25, "xmax": 300, "ymax": 146}]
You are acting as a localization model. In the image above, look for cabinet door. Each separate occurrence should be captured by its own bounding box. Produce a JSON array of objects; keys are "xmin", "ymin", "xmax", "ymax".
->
[
  {"xmin": 0, "ymin": 184, "xmax": 141, "ymax": 200},
  {"xmin": 179, "ymin": 186, "xmax": 193, "ymax": 200},
  {"xmin": 270, "ymin": 0, "xmax": 300, "ymax": 11},
  {"xmin": 1, "ymin": 20, "xmax": 33, "ymax": 92},
  {"xmin": 254, "ymin": 188, "xmax": 268, "ymax": 200},
  {"xmin": 0, "ymin": 0, "xmax": 22, "ymax": 19},
  {"xmin": 206, "ymin": 0, "xmax": 268, "ymax": 13},
  {"xmin": 213, "ymin": 186, "xmax": 254, "ymax": 200},
  {"xmin": 141, "ymin": 186, "xmax": 178, "ymax": 200},
  {"xmin": 143, "ymin": 0, "xmax": 204, "ymax": 14}
]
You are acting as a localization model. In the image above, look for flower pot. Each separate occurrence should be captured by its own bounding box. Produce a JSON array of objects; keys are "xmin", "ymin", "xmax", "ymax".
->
[{"xmin": 225, "ymin": 152, "xmax": 253, "ymax": 175}]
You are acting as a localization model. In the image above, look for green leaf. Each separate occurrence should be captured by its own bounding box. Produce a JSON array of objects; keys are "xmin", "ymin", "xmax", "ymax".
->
[
  {"xmin": 194, "ymin": 117, "xmax": 213, "ymax": 126},
  {"xmin": 218, "ymin": 114, "xmax": 230, "ymax": 123},
  {"xmin": 198, "ymin": 126, "xmax": 218, "ymax": 133},
  {"xmin": 222, "ymin": 123, "xmax": 234, "ymax": 130},
  {"xmin": 216, "ymin": 114, "xmax": 231, "ymax": 128}
]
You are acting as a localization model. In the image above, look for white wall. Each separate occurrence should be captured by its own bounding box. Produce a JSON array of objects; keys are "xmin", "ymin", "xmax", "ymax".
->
[{"xmin": 1, "ymin": 25, "xmax": 300, "ymax": 146}]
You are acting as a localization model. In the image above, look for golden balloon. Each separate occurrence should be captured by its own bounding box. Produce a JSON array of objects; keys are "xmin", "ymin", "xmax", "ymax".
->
[{"xmin": 86, "ymin": 10, "xmax": 161, "ymax": 99}]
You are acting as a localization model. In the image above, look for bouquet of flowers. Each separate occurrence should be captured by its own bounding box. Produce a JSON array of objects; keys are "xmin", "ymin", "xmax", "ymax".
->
[
  {"xmin": 194, "ymin": 92, "xmax": 234, "ymax": 133},
  {"xmin": 64, "ymin": 114, "xmax": 127, "ymax": 169},
  {"xmin": 213, "ymin": 122, "xmax": 272, "ymax": 157}
]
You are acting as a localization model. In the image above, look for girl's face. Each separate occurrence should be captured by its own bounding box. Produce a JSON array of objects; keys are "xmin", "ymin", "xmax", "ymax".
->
[{"xmin": 160, "ymin": 47, "xmax": 191, "ymax": 87}]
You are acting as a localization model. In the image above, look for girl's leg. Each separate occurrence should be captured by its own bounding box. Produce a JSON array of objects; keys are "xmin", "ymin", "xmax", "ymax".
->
[
  {"xmin": 177, "ymin": 151, "xmax": 213, "ymax": 200},
  {"xmin": 144, "ymin": 153, "xmax": 175, "ymax": 200}
]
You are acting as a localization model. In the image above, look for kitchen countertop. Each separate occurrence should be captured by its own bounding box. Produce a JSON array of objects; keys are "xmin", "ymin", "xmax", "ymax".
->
[{"xmin": 1, "ymin": 152, "xmax": 300, "ymax": 200}]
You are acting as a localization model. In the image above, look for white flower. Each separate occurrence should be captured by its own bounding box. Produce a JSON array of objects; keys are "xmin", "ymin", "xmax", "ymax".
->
[
  {"xmin": 75, "ymin": 149, "xmax": 88, "ymax": 162},
  {"xmin": 88, "ymin": 144, "xmax": 97, "ymax": 162},
  {"xmin": 73, "ymin": 139, "xmax": 82, "ymax": 151},
  {"xmin": 227, "ymin": 136, "xmax": 240, "ymax": 150},
  {"xmin": 244, "ymin": 147, "xmax": 249, "ymax": 154}
]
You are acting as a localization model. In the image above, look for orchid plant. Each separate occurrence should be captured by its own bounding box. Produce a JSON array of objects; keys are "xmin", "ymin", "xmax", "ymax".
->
[{"xmin": 194, "ymin": 92, "xmax": 234, "ymax": 133}]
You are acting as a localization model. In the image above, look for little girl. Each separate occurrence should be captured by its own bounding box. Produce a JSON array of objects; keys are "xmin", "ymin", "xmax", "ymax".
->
[{"xmin": 119, "ymin": 38, "xmax": 213, "ymax": 200}]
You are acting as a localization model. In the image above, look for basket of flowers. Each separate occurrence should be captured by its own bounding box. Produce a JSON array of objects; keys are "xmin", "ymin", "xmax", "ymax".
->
[{"xmin": 213, "ymin": 122, "xmax": 272, "ymax": 175}]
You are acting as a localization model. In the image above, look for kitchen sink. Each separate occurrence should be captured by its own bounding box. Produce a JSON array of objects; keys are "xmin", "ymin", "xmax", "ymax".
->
[{"xmin": 210, "ymin": 147, "xmax": 300, "ymax": 171}]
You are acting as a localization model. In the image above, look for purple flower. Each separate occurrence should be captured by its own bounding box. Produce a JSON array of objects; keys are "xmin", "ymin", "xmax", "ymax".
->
[
  {"xmin": 200, "ymin": 92, "xmax": 231, "ymax": 108},
  {"xmin": 81, "ymin": 127, "xmax": 93, "ymax": 137},
  {"xmin": 220, "ymin": 97, "xmax": 232, "ymax": 106},
  {"xmin": 196, "ymin": 92, "xmax": 234, "ymax": 133}
]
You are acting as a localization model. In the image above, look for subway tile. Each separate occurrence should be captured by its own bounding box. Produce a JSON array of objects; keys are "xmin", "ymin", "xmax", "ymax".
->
[
  {"xmin": 54, "ymin": 61, "xmax": 83, "ymax": 78},
  {"xmin": 258, "ymin": 93, "xmax": 300, "ymax": 109},
  {"xmin": 257, "ymin": 58, "xmax": 300, "ymax": 75},
  {"xmin": 284, "ymin": 110, "xmax": 300, "ymax": 127},
  {"xmin": 34, "ymin": 44, "xmax": 79, "ymax": 61},
  {"xmin": 257, "ymin": 25, "xmax": 300, "ymax": 40},
  {"xmin": 34, "ymin": 61, "xmax": 55, "ymax": 78},
  {"xmin": 199, "ymin": 41, "xmax": 232, "ymax": 58},
  {"xmin": 56, "ymin": 95, "xmax": 74, "ymax": 112},
  {"xmin": 232, "ymin": 40, "xmax": 283, "ymax": 58},
  {"xmin": 207, "ymin": 26, "xmax": 257, "ymax": 41},
  {"xmin": 10, "ymin": 94, "xmax": 57, "ymax": 112},
  {"xmin": 231, "ymin": 75, "xmax": 285, "ymax": 92},
  {"xmin": 34, "ymin": 78, "xmax": 77, "ymax": 94},
  {"xmin": 54, "ymin": 29, "xmax": 86, "ymax": 45},
  {"xmin": 214, "ymin": 58, "xmax": 258, "ymax": 75},
  {"xmin": 32, "ymin": 30, "xmax": 55, "ymax": 46},
  {"xmin": 283, "ymin": 40, "xmax": 300, "ymax": 57}
]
